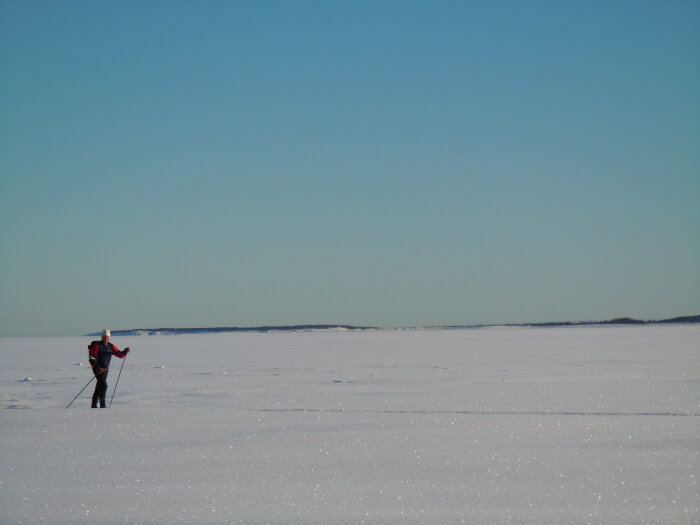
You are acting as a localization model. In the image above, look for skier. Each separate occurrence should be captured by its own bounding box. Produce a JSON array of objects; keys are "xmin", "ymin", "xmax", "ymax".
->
[{"xmin": 88, "ymin": 329, "xmax": 130, "ymax": 408}]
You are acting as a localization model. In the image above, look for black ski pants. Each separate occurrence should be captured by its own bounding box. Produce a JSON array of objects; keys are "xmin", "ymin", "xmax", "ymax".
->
[{"xmin": 92, "ymin": 369, "xmax": 109, "ymax": 407}]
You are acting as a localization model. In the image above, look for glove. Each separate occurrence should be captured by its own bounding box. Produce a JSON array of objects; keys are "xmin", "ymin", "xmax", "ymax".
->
[{"xmin": 123, "ymin": 347, "xmax": 130, "ymax": 355}]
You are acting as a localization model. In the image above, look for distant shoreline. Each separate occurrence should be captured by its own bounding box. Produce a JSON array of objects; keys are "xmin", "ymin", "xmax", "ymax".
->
[{"xmin": 87, "ymin": 315, "xmax": 700, "ymax": 336}]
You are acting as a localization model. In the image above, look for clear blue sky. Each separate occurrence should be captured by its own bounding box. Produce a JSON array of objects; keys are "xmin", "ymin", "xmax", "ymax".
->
[{"xmin": 1, "ymin": 0, "xmax": 698, "ymax": 336}]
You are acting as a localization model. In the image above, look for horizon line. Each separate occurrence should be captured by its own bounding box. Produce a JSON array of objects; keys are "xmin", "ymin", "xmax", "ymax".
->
[{"xmin": 87, "ymin": 315, "xmax": 700, "ymax": 336}]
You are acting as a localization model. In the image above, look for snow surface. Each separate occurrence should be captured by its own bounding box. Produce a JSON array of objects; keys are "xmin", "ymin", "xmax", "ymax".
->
[{"xmin": 1, "ymin": 325, "xmax": 698, "ymax": 524}]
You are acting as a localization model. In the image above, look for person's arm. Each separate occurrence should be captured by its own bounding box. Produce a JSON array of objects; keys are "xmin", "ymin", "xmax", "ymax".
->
[
  {"xmin": 111, "ymin": 344, "xmax": 130, "ymax": 358},
  {"xmin": 88, "ymin": 342, "xmax": 103, "ymax": 374},
  {"xmin": 88, "ymin": 342, "xmax": 98, "ymax": 368}
]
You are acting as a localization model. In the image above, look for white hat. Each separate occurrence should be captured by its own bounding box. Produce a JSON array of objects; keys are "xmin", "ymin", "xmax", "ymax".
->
[{"xmin": 102, "ymin": 329, "xmax": 111, "ymax": 337}]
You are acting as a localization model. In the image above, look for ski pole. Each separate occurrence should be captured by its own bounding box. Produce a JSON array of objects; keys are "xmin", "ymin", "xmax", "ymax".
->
[
  {"xmin": 66, "ymin": 376, "xmax": 95, "ymax": 409},
  {"xmin": 109, "ymin": 356, "xmax": 126, "ymax": 407}
]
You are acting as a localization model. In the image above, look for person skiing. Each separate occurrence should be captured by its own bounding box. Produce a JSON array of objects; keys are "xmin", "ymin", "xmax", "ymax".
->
[{"xmin": 88, "ymin": 329, "xmax": 130, "ymax": 408}]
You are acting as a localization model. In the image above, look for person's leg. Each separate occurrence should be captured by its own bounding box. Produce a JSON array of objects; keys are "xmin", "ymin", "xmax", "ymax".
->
[
  {"xmin": 98, "ymin": 370, "xmax": 109, "ymax": 408},
  {"xmin": 92, "ymin": 372, "xmax": 108, "ymax": 408},
  {"xmin": 91, "ymin": 374, "xmax": 101, "ymax": 408}
]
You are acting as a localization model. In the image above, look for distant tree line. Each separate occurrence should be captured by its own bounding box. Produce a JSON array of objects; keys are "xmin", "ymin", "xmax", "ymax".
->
[{"xmin": 87, "ymin": 316, "xmax": 699, "ymax": 336}]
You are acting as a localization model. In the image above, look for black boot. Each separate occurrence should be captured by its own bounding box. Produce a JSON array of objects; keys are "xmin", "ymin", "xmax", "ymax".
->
[{"xmin": 92, "ymin": 392, "xmax": 99, "ymax": 408}]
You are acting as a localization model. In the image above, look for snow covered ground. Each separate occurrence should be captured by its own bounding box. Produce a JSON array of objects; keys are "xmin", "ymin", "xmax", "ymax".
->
[{"xmin": 1, "ymin": 325, "xmax": 698, "ymax": 524}]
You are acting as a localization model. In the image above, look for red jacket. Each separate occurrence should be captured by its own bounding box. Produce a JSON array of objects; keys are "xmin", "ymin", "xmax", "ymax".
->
[{"xmin": 88, "ymin": 340, "xmax": 128, "ymax": 370}]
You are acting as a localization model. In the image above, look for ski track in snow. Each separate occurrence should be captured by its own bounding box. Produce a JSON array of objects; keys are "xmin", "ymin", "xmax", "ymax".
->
[{"xmin": 1, "ymin": 325, "xmax": 698, "ymax": 524}]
